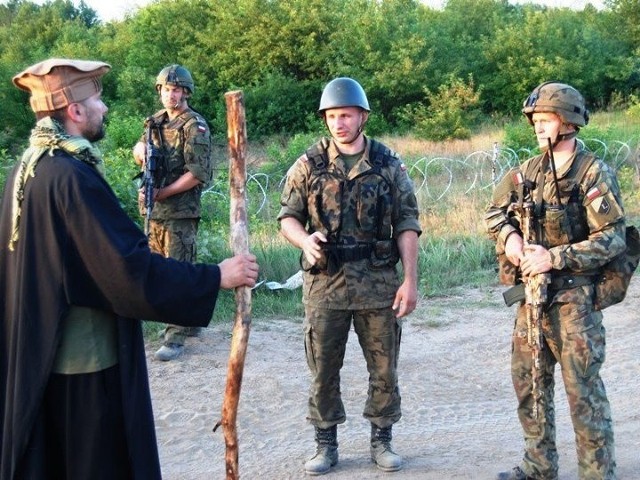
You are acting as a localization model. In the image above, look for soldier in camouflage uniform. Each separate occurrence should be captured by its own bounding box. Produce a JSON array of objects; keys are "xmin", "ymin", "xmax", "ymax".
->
[
  {"xmin": 485, "ymin": 82, "xmax": 626, "ymax": 480},
  {"xmin": 278, "ymin": 77, "xmax": 421, "ymax": 476},
  {"xmin": 133, "ymin": 64, "xmax": 213, "ymax": 361}
]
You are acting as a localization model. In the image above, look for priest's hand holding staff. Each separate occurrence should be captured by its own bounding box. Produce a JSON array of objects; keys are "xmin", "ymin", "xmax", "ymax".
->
[{"xmin": 219, "ymin": 254, "xmax": 259, "ymax": 289}]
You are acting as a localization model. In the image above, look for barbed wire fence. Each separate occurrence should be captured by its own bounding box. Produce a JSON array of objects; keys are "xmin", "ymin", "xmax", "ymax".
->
[{"xmin": 202, "ymin": 138, "xmax": 640, "ymax": 217}]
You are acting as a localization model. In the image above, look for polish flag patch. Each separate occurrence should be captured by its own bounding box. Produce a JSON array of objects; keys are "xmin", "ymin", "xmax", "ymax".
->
[
  {"xmin": 197, "ymin": 123, "xmax": 207, "ymax": 133},
  {"xmin": 512, "ymin": 171, "xmax": 524, "ymax": 185},
  {"xmin": 586, "ymin": 186, "xmax": 602, "ymax": 201}
]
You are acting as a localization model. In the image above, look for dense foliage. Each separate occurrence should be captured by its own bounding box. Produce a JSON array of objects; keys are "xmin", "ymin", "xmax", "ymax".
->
[{"xmin": 0, "ymin": 0, "xmax": 638, "ymax": 152}]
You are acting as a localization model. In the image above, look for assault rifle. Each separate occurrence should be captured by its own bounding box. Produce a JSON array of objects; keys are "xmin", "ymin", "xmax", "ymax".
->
[
  {"xmin": 142, "ymin": 117, "xmax": 160, "ymax": 235},
  {"xmin": 513, "ymin": 137, "xmax": 563, "ymax": 419},
  {"xmin": 516, "ymin": 197, "xmax": 550, "ymax": 419}
]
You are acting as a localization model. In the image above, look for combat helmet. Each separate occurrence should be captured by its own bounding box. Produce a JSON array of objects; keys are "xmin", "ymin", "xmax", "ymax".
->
[
  {"xmin": 318, "ymin": 77, "xmax": 370, "ymax": 114},
  {"xmin": 155, "ymin": 64, "xmax": 195, "ymax": 94},
  {"xmin": 522, "ymin": 81, "xmax": 589, "ymax": 128}
]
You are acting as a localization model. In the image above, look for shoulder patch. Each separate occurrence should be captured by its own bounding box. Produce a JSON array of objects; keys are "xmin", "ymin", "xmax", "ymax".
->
[
  {"xmin": 592, "ymin": 196, "xmax": 611, "ymax": 215},
  {"xmin": 512, "ymin": 171, "xmax": 524, "ymax": 186}
]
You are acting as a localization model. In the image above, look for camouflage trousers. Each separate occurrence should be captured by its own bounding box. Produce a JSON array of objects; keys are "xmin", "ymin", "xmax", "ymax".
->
[
  {"xmin": 303, "ymin": 306, "xmax": 402, "ymax": 429},
  {"xmin": 148, "ymin": 218, "xmax": 200, "ymax": 346},
  {"xmin": 511, "ymin": 301, "xmax": 616, "ymax": 480}
]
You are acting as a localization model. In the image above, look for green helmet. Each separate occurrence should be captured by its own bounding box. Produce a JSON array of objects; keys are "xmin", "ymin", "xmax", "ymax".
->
[
  {"xmin": 318, "ymin": 77, "xmax": 370, "ymax": 114},
  {"xmin": 155, "ymin": 64, "xmax": 194, "ymax": 94},
  {"xmin": 522, "ymin": 81, "xmax": 589, "ymax": 127}
]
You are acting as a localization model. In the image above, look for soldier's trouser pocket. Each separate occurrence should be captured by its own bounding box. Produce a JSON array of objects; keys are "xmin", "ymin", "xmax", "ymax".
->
[{"xmin": 562, "ymin": 309, "xmax": 605, "ymax": 379}]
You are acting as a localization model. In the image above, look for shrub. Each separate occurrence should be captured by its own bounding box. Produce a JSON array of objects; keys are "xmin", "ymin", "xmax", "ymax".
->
[
  {"xmin": 626, "ymin": 94, "xmax": 640, "ymax": 121},
  {"xmin": 243, "ymin": 72, "xmax": 320, "ymax": 139},
  {"xmin": 405, "ymin": 75, "xmax": 482, "ymax": 141}
]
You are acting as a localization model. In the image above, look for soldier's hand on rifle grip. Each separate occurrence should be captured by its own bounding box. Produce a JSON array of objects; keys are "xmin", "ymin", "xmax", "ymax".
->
[
  {"xmin": 521, "ymin": 244, "xmax": 553, "ymax": 277},
  {"xmin": 504, "ymin": 232, "xmax": 524, "ymax": 266},
  {"xmin": 133, "ymin": 141, "xmax": 146, "ymax": 167},
  {"xmin": 138, "ymin": 187, "xmax": 162, "ymax": 204}
]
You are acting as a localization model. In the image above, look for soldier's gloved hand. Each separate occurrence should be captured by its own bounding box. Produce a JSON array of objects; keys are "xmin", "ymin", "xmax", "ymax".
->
[{"xmin": 302, "ymin": 231, "xmax": 327, "ymax": 266}]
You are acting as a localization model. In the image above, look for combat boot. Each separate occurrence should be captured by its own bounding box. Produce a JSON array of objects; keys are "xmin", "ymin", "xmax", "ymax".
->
[
  {"xmin": 304, "ymin": 425, "xmax": 338, "ymax": 476},
  {"xmin": 370, "ymin": 424, "xmax": 402, "ymax": 472},
  {"xmin": 496, "ymin": 466, "xmax": 535, "ymax": 480},
  {"xmin": 154, "ymin": 343, "xmax": 184, "ymax": 361}
]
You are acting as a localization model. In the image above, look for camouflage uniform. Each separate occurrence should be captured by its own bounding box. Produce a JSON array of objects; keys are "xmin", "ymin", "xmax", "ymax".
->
[
  {"xmin": 485, "ymin": 146, "xmax": 626, "ymax": 479},
  {"xmin": 141, "ymin": 107, "xmax": 212, "ymax": 344},
  {"xmin": 278, "ymin": 136, "xmax": 421, "ymax": 429}
]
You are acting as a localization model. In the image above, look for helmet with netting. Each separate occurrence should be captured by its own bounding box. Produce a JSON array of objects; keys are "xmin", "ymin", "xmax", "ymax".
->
[
  {"xmin": 318, "ymin": 77, "xmax": 370, "ymax": 114},
  {"xmin": 155, "ymin": 64, "xmax": 194, "ymax": 94},
  {"xmin": 522, "ymin": 81, "xmax": 589, "ymax": 127}
]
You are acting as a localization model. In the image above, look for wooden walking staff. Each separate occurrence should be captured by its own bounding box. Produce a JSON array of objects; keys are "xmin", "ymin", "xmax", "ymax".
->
[{"xmin": 213, "ymin": 90, "xmax": 252, "ymax": 480}]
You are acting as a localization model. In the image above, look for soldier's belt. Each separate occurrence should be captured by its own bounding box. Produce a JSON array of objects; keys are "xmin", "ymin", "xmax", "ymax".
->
[
  {"xmin": 502, "ymin": 274, "xmax": 596, "ymax": 307},
  {"xmin": 323, "ymin": 243, "xmax": 373, "ymax": 262}
]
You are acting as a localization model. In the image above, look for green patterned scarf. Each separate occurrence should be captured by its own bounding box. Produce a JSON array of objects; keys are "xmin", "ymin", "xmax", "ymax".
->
[{"xmin": 8, "ymin": 116, "xmax": 106, "ymax": 251}]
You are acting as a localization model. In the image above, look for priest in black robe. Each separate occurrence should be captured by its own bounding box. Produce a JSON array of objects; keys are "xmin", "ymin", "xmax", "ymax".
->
[{"xmin": 0, "ymin": 58, "xmax": 259, "ymax": 480}]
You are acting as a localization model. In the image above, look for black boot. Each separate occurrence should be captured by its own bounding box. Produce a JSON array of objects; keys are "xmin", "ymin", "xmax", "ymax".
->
[
  {"xmin": 304, "ymin": 425, "xmax": 338, "ymax": 476},
  {"xmin": 370, "ymin": 424, "xmax": 402, "ymax": 472}
]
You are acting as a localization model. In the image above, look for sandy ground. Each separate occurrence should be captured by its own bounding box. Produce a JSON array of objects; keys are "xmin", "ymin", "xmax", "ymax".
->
[{"xmin": 146, "ymin": 280, "xmax": 640, "ymax": 480}]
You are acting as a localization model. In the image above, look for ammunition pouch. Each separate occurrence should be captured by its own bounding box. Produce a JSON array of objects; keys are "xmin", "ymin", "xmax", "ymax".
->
[{"xmin": 369, "ymin": 239, "xmax": 399, "ymax": 269}]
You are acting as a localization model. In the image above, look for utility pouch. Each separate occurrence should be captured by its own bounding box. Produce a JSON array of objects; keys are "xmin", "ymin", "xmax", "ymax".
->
[
  {"xmin": 369, "ymin": 240, "xmax": 399, "ymax": 269},
  {"xmin": 543, "ymin": 205, "xmax": 570, "ymax": 246},
  {"xmin": 594, "ymin": 225, "xmax": 640, "ymax": 310}
]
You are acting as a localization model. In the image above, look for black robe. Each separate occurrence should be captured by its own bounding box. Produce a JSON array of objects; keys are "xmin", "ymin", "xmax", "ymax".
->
[{"xmin": 0, "ymin": 151, "xmax": 222, "ymax": 479}]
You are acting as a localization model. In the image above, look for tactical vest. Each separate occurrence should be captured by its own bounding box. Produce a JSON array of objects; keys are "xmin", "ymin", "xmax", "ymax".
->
[
  {"xmin": 305, "ymin": 138, "xmax": 395, "ymax": 244},
  {"xmin": 517, "ymin": 151, "xmax": 596, "ymax": 249},
  {"xmin": 498, "ymin": 151, "xmax": 596, "ymax": 289},
  {"xmin": 150, "ymin": 109, "xmax": 206, "ymax": 188},
  {"xmin": 303, "ymin": 138, "xmax": 400, "ymax": 273}
]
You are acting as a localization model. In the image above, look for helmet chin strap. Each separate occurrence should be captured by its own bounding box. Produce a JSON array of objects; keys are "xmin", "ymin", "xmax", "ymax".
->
[{"xmin": 540, "ymin": 128, "xmax": 578, "ymax": 151}]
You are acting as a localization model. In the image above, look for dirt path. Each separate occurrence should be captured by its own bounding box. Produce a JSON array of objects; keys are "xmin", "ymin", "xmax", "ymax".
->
[{"xmin": 147, "ymin": 280, "xmax": 640, "ymax": 479}]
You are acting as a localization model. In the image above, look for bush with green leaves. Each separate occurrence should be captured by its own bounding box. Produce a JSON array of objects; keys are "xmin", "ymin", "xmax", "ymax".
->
[
  {"xmin": 626, "ymin": 94, "xmax": 640, "ymax": 121},
  {"xmin": 243, "ymin": 72, "xmax": 320, "ymax": 139},
  {"xmin": 104, "ymin": 111, "xmax": 145, "ymax": 151},
  {"xmin": 400, "ymin": 75, "xmax": 482, "ymax": 141}
]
